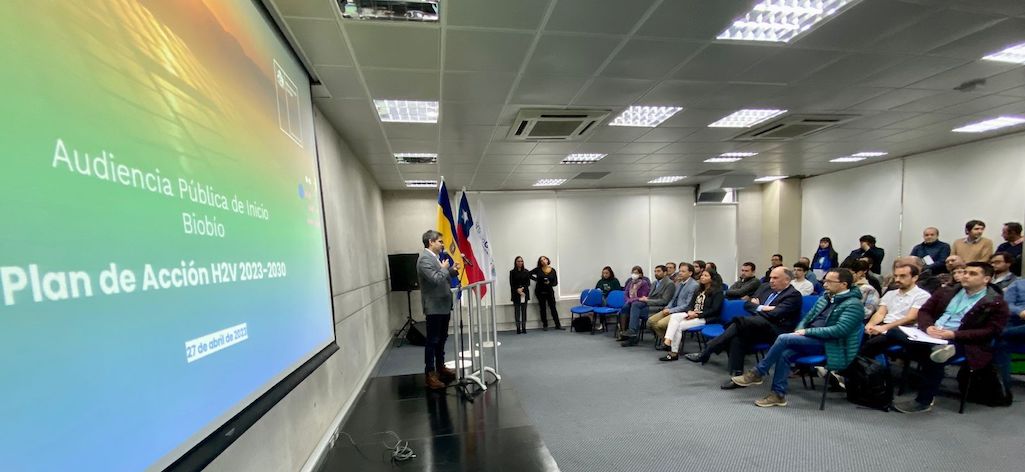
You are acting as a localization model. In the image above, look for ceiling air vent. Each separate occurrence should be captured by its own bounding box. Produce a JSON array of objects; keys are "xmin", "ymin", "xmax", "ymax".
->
[
  {"xmin": 507, "ymin": 109, "xmax": 610, "ymax": 141},
  {"xmin": 573, "ymin": 171, "xmax": 610, "ymax": 181},
  {"xmin": 733, "ymin": 114, "xmax": 858, "ymax": 141}
]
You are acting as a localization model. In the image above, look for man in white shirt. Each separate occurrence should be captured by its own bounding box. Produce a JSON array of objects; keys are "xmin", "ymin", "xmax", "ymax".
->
[
  {"xmin": 859, "ymin": 263, "xmax": 931, "ymax": 358},
  {"xmin": 790, "ymin": 261, "xmax": 815, "ymax": 295}
]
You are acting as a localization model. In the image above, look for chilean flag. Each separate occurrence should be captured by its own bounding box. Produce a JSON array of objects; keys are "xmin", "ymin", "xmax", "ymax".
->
[{"xmin": 455, "ymin": 191, "xmax": 487, "ymax": 298}]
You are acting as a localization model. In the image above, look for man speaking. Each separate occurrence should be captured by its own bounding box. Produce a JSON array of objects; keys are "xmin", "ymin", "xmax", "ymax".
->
[{"xmin": 417, "ymin": 230, "xmax": 461, "ymax": 390}]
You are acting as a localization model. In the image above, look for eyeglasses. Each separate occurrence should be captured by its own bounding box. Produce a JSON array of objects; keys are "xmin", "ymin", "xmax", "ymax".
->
[{"xmin": 823, "ymin": 278, "xmax": 841, "ymax": 284}]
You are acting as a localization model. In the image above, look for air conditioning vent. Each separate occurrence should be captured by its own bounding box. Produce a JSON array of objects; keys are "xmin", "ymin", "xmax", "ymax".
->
[
  {"xmin": 507, "ymin": 109, "xmax": 610, "ymax": 141},
  {"xmin": 573, "ymin": 171, "xmax": 610, "ymax": 180},
  {"xmin": 734, "ymin": 114, "xmax": 858, "ymax": 141}
]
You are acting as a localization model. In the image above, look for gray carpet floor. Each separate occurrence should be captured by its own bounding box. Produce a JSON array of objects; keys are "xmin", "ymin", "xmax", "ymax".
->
[{"xmin": 374, "ymin": 327, "xmax": 1025, "ymax": 472}]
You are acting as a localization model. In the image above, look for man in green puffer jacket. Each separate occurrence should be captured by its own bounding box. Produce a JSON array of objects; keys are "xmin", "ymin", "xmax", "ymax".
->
[{"xmin": 730, "ymin": 268, "xmax": 864, "ymax": 407}]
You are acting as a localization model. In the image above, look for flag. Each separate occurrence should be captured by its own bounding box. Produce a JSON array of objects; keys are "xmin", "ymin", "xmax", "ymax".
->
[
  {"xmin": 455, "ymin": 190, "xmax": 487, "ymax": 297},
  {"xmin": 436, "ymin": 179, "xmax": 466, "ymax": 288},
  {"xmin": 471, "ymin": 197, "xmax": 496, "ymax": 282}
]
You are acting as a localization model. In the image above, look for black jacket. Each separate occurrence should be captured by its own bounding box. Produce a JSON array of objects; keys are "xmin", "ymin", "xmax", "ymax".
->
[
  {"xmin": 743, "ymin": 284, "xmax": 803, "ymax": 332},
  {"xmin": 843, "ymin": 247, "xmax": 885, "ymax": 274},
  {"xmin": 529, "ymin": 267, "xmax": 558, "ymax": 295},
  {"xmin": 509, "ymin": 268, "xmax": 531, "ymax": 303},
  {"xmin": 685, "ymin": 288, "xmax": 724, "ymax": 324}
]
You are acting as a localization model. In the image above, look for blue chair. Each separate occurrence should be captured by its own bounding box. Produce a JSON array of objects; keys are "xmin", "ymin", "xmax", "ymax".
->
[
  {"xmin": 801, "ymin": 295, "xmax": 820, "ymax": 316},
  {"xmin": 695, "ymin": 299, "xmax": 747, "ymax": 353},
  {"xmin": 592, "ymin": 290, "xmax": 625, "ymax": 334},
  {"xmin": 569, "ymin": 289, "xmax": 603, "ymax": 331},
  {"xmin": 812, "ymin": 282, "xmax": 824, "ymax": 295},
  {"xmin": 898, "ymin": 351, "xmax": 974, "ymax": 414},
  {"xmin": 793, "ymin": 329, "xmax": 864, "ymax": 410}
]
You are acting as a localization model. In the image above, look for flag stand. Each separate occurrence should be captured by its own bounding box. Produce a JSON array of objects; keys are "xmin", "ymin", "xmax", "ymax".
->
[{"xmin": 450, "ymin": 280, "xmax": 500, "ymax": 398}]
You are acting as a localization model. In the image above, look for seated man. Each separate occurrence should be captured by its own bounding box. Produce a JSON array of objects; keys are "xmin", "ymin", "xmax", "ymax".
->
[
  {"xmin": 990, "ymin": 252, "xmax": 1018, "ymax": 290},
  {"xmin": 911, "ymin": 227, "xmax": 950, "ymax": 275},
  {"xmin": 997, "ymin": 222, "xmax": 1023, "ymax": 276},
  {"xmin": 725, "ymin": 262, "xmax": 761, "ymax": 300},
  {"xmin": 685, "ymin": 266, "xmax": 802, "ymax": 385},
  {"xmin": 791, "ymin": 261, "xmax": 815, "ymax": 295},
  {"xmin": 665, "ymin": 261, "xmax": 678, "ymax": 282},
  {"xmin": 995, "ymin": 278, "xmax": 1025, "ymax": 388},
  {"xmin": 647, "ymin": 263, "xmax": 698, "ymax": 343},
  {"xmin": 888, "ymin": 262, "xmax": 1009, "ymax": 413},
  {"xmin": 730, "ymin": 268, "xmax": 864, "ymax": 407},
  {"xmin": 860, "ymin": 263, "xmax": 931, "ymax": 357},
  {"xmin": 761, "ymin": 254, "xmax": 783, "ymax": 283},
  {"xmin": 799, "ymin": 257, "xmax": 819, "ymax": 287},
  {"xmin": 621, "ymin": 265, "xmax": 674, "ymax": 346}
]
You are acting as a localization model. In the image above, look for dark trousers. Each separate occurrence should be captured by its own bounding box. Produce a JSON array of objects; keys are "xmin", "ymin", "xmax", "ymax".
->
[
  {"xmin": 887, "ymin": 328, "xmax": 961, "ymax": 405},
  {"xmin": 860, "ymin": 331, "xmax": 897, "ymax": 359},
  {"xmin": 512, "ymin": 300, "xmax": 528, "ymax": 330},
  {"xmin": 995, "ymin": 324, "xmax": 1025, "ymax": 386},
  {"xmin": 536, "ymin": 291, "xmax": 560, "ymax": 327},
  {"xmin": 703, "ymin": 315, "xmax": 781, "ymax": 374},
  {"xmin": 424, "ymin": 313, "xmax": 451, "ymax": 373}
]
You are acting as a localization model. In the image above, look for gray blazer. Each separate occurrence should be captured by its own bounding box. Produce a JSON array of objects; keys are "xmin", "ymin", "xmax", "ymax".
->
[
  {"xmin": 646, "ymin": 277, "xmax": 675, "ymax": 312},
  {"xmin": 417, "ymin": 248, "xmax": 458, "ymax": 315}
]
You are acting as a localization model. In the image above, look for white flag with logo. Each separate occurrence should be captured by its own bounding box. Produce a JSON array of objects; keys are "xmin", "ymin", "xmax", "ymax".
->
[{"xmin": 471, "ymin": 197, "xmax": 496, "ymax": 282}]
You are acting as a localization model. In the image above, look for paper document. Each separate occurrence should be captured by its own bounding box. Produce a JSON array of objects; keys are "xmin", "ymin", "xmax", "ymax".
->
[
  {"xmin": 898, "ymin": 326, "xmax": 948, "ymax": 345},
  {"xmin": 923, "ymin": 255, "xmax": 935, "ymax": 266}
]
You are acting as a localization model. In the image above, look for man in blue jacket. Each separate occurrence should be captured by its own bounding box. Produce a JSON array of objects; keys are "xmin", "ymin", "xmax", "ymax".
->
[{"xmin": 911, "ymin": 227, "xmax": 951, "ymax": 275}]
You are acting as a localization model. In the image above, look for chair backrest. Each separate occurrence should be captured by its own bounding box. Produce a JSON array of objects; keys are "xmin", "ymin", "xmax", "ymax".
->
[
  {"xmin": 801, "ymin": 295, "xmax": 820, "ymax": 316},
  {"xmin": 720, "ymin": 299, "xmax": 748, "ymax": 324},
  {"xmin": 578, "ymin": 290, "xmax": 589, "ymax": 304},
  {"xmin": 812, "ymin": 282, "xmax": 824, "ymax": 295},
  {"xmin": 604, "ymin": 290, "xmax": 626, "ymax": 309},
  {"xmin": 583, "ymin": 289, "xmax": 604, "ymax": 307}
]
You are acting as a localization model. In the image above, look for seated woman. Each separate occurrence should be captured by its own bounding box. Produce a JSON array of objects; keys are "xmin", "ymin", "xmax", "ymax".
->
[
  {"xmin": 660, "ymin": 269, "xmax": 724, "ymax": 361},
  {"xmin": 848, "ymin": 259, "xmax": 880, "ymax": 319},
  {"xmin": 616, "ymin": 266, "xmax": 650, "ymax": 339},
  {"xmin": 592, "ymin": 266, "xmax": 622, "ymax": 331}
]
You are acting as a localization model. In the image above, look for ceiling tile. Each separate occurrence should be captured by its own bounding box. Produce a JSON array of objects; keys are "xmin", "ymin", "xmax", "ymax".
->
[
  {"xmin": 601, "ymin": 39, "xmax": 703, "ymax": 80},
  {"xmin": 344, "ymin": 23, "xmax": 439, "ymax": 70},
  {"xmin": 673, "ymin": 43, "xmax": 781, "ymax": 82},
  {"xmin": 637, "ymin": 0, "xmax": 751, "ymax": 40},
  {"xmin": 619, "ymin": 141, "xmax": 671, "ymax": 153},
  {"xmin": 510, "ymin": 75, "xmax": 590, "ymax": 105},
  {"xmin": 633, "ymin": 128, "xmax": 693, "ymax": 143},
  {"xmin": 866, "ymin": 9, "xmax": 1002, "ymax": 55},
  {"xmin": 572, "ymin": 78, "xmax": 654, "ymax": 107},
  {"xmin": 314, "ymin": 66, "xmax": 366, "ymax": 99},
  {"xmin": 742, "ymin": 49, "xmax": 838, "ymax": 84},
  {"xmin": 796, "ymin": 0, "xmax": 930, "ymax": 50},
  {"xmin": 361, "ymin": 69, "xmax": 438, "ymax": 100},
  {"xmin": 928, "ymin": 18, "xmax": 1025, "ymax": 59},
  {"xmin": 798, "ymin": 53, "xmax": 908, "ymax": 87},
  {"xmin": 382, "ymin": 123, "xmax": 438, "ymax": 141},
  {"xmin": 908, "ymin": 61, "xmax": 1023, "ymax": 90},
  {"xmin": 445, "ymin": 30, "xmax": 535, "ymax": 72},
  {"xmin": 389, "ymin": 140, "xmax": 438, "ymax": 153},
  {"xmin": 443, "ymin": 71, "xmax": 517, "ymax": 103},
  {"xmin": 685, "ymin": 83, "xmax": 789, "ymax": 110},
  {"xmin": 440, "ymin": 140, "xmax": 487, "ymax": 156},
  {"xmin": 521, "ymin": 155, "xmax": 566, "ymax": 165},
  {"xmin": 892, "ymin": 91, "xmax": 984, "ymax": 113},
  {"xmin": 274, "ymin": 0, "xmax": 337, "ymax": 18},
  {"xmin": 587, "ymin": 125, "xmax": 649, "ymax": 142},
  {"xmin": 439, "ymin": 124, "xmax": 493, "ymax": 142},
  {"xmin": 486, "ymin": 142, "xmax": 536, "ymax": 154},
  {"xmin": 441, "ymin": 102, "xmax": 503, "ymax": 125},
  {"xmin": 545, "ymin": 0, "xmax": 658, "ymax": 35},
  {"xmin": 286, "ymin": 18, "xmax": 352, "ymax": 66},
  {"xmin": 938, "ymin": 95, "xmax": 1024, "ymax": 115},
  {"xmin": 532, "ymin": 142, "xmax": 580, "ymax": 154},
  {"xmin": 445, "ymin": 0, "xmax": 551, "ymax": 30},
  {"xmin": 640, "ymin": 80, "xmax": 724, "ymax": 106},
  {"xmin": 859, "ymin": 56, "xmax": 969, "ymax": 88},
  {"xmin": 526, "ymin": 34, "xmax": 621, "ymax": 75},
  {"xmin": 314, "ymin": 98, "xmax": 383, "ymax": 140}
]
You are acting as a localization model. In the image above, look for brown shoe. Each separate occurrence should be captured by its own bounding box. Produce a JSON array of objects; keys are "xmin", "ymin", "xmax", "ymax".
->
[
  {"xmin": 754, "ymin": 392, "xmax": 787, "ymax": 408},
  {"xmin": 425, "ymin": 372, "xmax": 446, "ymax": 390},
  {"xmin": 730, "ymin": 370, "xmax": 764, "ymax": 387},
  {"xmin": 438, "ymin": 366, "xmax": 457, "ymax": 384}
]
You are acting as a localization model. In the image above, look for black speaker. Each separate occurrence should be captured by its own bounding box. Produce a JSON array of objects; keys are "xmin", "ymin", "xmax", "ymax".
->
[
  {"xmin": 405, "ymin": 322, "xmax": 426, "ymax": 346},
  {"xmin": 389, "ymin": 253, "xmax": 420, "ymax": 292}
]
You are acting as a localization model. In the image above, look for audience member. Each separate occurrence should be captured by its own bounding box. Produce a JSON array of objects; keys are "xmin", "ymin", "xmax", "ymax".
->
[
  {"xmin": 884, "ymin": 256, "xmax": 941, "ymax": 294},
  {"xmin": 811, "ymin": 237, "xmax": 839, "ymax": 278},
  {"xmin": 860, "ymin": 264, "xmax": 931, "ymax": 357},
  {"xmin": 857, "ymin": 256, "xmax": 885, "ymax": 294},
  {"xmin": 997, "ymin": 222, "xmax": 1023, "ymax": 276},
  {"xmin": 990, "ymin": 252, "xmax": 1018, "ymax": 290},
  {"xmin": 799, "ymin": 257, "xmax": 819, "ymax": 287},
  {"xmin": 995, "ymin": 278, "xmax": 1025, "ymax": 389},
  {"xmin": 951, "ymin": 219, "xmax": 994, "ymax": 263},
  {"xmin": 686, "ymin": 267, "xmax": 802, "ymax": 385},
  {"xmin": 761, "ymin": 254, "xmax": 783, "ymax": 283},
  {"xmin": 725, "ymin": 262, "xmax": 761, "ymax": 300},
  {"xmin": 617, "ymin": 266, "xmax": 650, "ymax": 338},
  {"xmin": 910, "ymin": 227, "xmax": 950, "ymax": 275},
  {"xmin": 843, "ymin": 235, "xmax": 885, "ymax": 275},
  {"xmin": 791, "ymin": 262, "xmax": 815, "ymax": 295},
  {"xmin": 729, "ymin": 268, "xmax": 863, "ymax": 407},
  {"xmin": 705, "ymin": 261, "xmax": 718, "ymax": 274},
  {"xmin": 693, "ymin": 260, "xmax": 707, "ymax": 279},
  {"xmin": 849, "ymin": 260, "xmax": 880, "ymax": 318},
  {"xmin": 530, "ymin": 256, "xmax": 562, "ymax": 330},
  {"xmin": 938, "ymin": 255, "xmax": 967, "ymax": 286},
  {"xmin": 621, "ymin": 265, "xmax": 674, "ymax": 346},
  {"xmin": 647, "ymin": 263, "xmax": 698, "ymax": 342},
  {"xmin": 594, "ymin": 266, "xmax": 622, "ymax": 296},
  {"xmin": 659, "ymin": 269, "xmax": 723, "ymax": 361},
  {"xmin": 665, "ymin": 262, "xmax": 678, "ymax": 281},
  {"xmin": 890, "ymin": 262, "xmax": 1009, "ymax": 413},
  {"xmin": 509, "ymin": 256, "xmax": 532, "ymax": 334}
]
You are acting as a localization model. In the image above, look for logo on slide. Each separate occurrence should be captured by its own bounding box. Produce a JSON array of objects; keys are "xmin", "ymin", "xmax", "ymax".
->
[
  {"xmin": 274, "ymin": 59, "xmax": 303, "ymax": 148},
  {"xmin": 299, "ymin": 176, "xmax": 321, "ymax": 228}
]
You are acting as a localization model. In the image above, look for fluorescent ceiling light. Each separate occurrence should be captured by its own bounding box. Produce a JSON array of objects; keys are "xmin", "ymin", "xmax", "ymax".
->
[
  {"xmin": 374, "ymin": 99, "xmax": 439, "ymax": 123},
  {"xmin": 982, "ymin": 42, "xmax": 1025, "ymax": 64},
  {"xmin": 394, "ymin": 152, "xmax": 438, "ymax": 164},
  {"xmin": 533, "ymin": 178, "xmax": 567, "ymax": 187},
  {"xmin": 704, "ymin": 157, "xmax": 743, "ymax": 163},
  {"xmin": 754, "ymin": 175, "xmax": 787, "ymax": 182},
  {"xmin": 830, "ymin": 157, "xmax": 865, "ymax": 163},
  {"xmin": 717, "ymin": 0, "xmax": 862, "ymax": 43},
  {"xmin": 609, "ymin": 106, "xmax": 683, "ymax": 127},
  {"xmin": 404, "ymin": 179, "xmax": 438, "ymax": 188},
  {"xmin": 708, "ymin": 109, "xmax": 787, "ymax": 128},
  {"xmin": 851, "ymin": 151, "xmax": 887, "ymax": 157},
  {"xmin": 561, "ymin": 153, "xmax": 607, "ymax": 164},
  {"xmin": 952, "ymin": 116, "xmax": 1025, "ymax": 133},
  {"xmin": 648, "ymin": 176, "xmax": 686, "ymax": 184},
  {"xmin": 720, "ymin": 152, "xmax": 758, "ymax": 157}
]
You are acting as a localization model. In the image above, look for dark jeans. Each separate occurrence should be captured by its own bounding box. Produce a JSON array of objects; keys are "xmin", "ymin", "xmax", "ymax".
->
[
  {"xmin": 755, "ymin": 333, "xmax": 826, "ymax": 396},
  {"xmin": 703, "ymin": 315, "xmax": 781, "ymax": 374},
  {"xmin": 536, "ymin": 291, "xmax": 560, "ymax": 327},
  {"xmin": 860, "ymin": 331, "xmax": 897, "ymax": 359},
  {"xmin": 628, "ymin": 301, "xmax": 650, "ymax": 332},
  {"xmin": 512, "ymin": 300, "xmax": 528, "ymax": 329},
  {"xmin": 887, "ymin": 328, "xmax": 962, "ymax": 405},
  {"xmin": 995, "ymin": 324, "xmax": 1025, "ymax": 387},
  {"xmin": 425, "ymin": 313, "xmax": 451, "ymax": 374}
]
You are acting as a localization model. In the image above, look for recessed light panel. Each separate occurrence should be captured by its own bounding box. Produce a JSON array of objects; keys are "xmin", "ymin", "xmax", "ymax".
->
[
  {"xmin": 708, "ymin": 109, "xmax": 787, "ymax": 128},
  {"xmin": 704, "ymin": 157, "xmax": 743, "ymax": 163},
  {"xmin": 648, "ymin": 176, "xmax": 686, "ymax": 184},
  {"xmin": 394, "ymin": 153, "xmax": 438, "ymax": 164},
  {"xmin": 851, "ymin": 151, "xmax": 887, "ymax": 157},
  {"xmin": 754, "ymin": 175, "xmax": 788, "ymax": 182},
  {"xmin": 717, "ymin": 0, "xmax": 862, "ymax": 43},
  {"xmin": 533, "ymin": 178, "xmax": 567, "ymax": 187},
  {"xmin": 982, "ymin": 42, "xmax": 1025, "ymax": 64},
  {"xmin": 404, "ymin": 179, "xmax": 438, "ymax": 188},
  {"xmin": 609, "ymin": 106, "xmax": 684, "ymax": 127},
  {"xmin": 561, "ymin": 153, "xmax": 607, "ymax": 164},
  {"xmin": 374, "ymin": 99, "xmax": 439, "ymax": 123},
  {"xmin": 952, "ymin": 116, "xmax": 1025, "ymax": 133},
  {"xmin": 830, "ymin": 157, "xmax": 865, "ymax": 163},
  {"xmin": 720, "ymin": 152, "xmax": 758, "ymax": 157}
]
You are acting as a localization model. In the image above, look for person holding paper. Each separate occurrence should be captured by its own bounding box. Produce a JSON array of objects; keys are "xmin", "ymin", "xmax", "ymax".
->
[
  {"xmin": 889, "ymin": 262, "xmax": 1009, "ymax": 414},
  {"xmin": 509, "ymin": 256, "xmax": 531, "ymax": 334},
  {"xmin": 860, "ymin": 264, "xmax": 932, "ymax": 358},
  {"xmin": 911, "ymin": 227, "xmax": 950, "ymax": 275}
]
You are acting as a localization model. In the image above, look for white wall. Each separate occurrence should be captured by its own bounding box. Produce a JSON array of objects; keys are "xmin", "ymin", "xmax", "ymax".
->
[{"xmin": 206, "ymin": 108, "xmax": 396, "ymax": 472}]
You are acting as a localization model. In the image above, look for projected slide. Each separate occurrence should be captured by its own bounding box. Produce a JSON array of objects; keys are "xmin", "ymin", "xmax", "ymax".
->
[{"xmin": 0, "ymin": 1, "xmax": 334, "ymax": 470}]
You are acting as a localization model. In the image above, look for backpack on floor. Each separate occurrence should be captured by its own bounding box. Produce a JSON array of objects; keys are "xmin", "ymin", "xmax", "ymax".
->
[
  {"xmin": 957, "ymin": 364, "xmax": 1013, "ymax": 407},
  {"xmin": 842, "ymin": 355, "xmax": 893, "ymax": 411},
  {"xmin": 571, "ymin": 316, "xmax": 592, "ymax": 333}
]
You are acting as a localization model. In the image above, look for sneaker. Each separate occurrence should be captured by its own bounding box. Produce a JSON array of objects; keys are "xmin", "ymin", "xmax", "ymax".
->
[
  {"xmin": 930, "ymin": 344, "xmax": 955, "ymax": 363},
  {"xmin": 755, "ymin": 392, "xmax": 787, "ymax": 408},
  {"xmin": 894, "ymin": 399, "xmax": 933, "ymax": 414},
  {"xmin": 620, "ymin": 337, "xmax": 639, "ymax": 347},
  {"xmin": 684, "ymin": 353, "xmax": 708, "ymax": 364},
  {"xmin": 720, "ymin": 379, "xmax": 742, "ymax": 390},
  {"xmin": 731, "ymin": 370, "xmax": 764, "ymax": 387}
]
